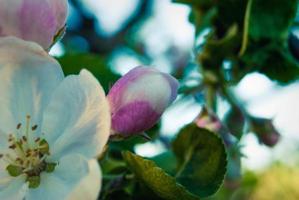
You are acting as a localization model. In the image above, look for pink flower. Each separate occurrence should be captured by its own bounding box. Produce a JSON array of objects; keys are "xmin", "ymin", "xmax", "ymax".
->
[
  {"xmin": 108, "ymin": 66, "xmax": 179, "ymax": 138},
  {"xmin": 0, "ymin": 0, "xmax": 68, "ymax": 49}
]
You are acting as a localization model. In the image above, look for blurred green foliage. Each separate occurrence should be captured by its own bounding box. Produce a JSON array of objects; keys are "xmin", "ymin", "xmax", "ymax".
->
[
  {"xmin": 57, "ymin": 53, "xmax": 120, "ymax": 93},
  {"xmin": 177, "ymin": 0, "xmax": 299, "ymax": 84}
]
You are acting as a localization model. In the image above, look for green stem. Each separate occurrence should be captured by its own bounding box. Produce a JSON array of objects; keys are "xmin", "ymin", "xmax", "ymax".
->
[
  {"xmin": 205, "ymin": 85, "xmax": 217, "ymax": 112},
  {"xmin": 239, "ymin": 0, "xmax": 253, "ymax": 56}
]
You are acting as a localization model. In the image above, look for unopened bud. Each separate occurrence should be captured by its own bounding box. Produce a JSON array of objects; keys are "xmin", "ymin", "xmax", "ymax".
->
[
  {"xmin": 249, "ymin": 117, "xmax": 280, "ymax": 147},
  {"xmin": 108, "ymin": 66, "xmax": 179, "ymax": 138},
  {"xmin": 0, "ymin": 0, "xmax": 68, "ymax": 49},
  {"xmin": 194, "ymin": 107, "xmax": 236, "ymax": 147}
]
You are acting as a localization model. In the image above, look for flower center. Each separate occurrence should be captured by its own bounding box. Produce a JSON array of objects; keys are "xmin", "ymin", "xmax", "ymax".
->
[{"xmin": 0, "ymin": 115, "xmax": 56, "ymax": 188}]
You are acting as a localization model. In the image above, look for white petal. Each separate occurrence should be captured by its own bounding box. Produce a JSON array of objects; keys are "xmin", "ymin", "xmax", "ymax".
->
[
  {"xmin": 42, "ymin": 70, "xmax": 110, "ymax": 161},
  {"xmin": 26, "ymin": 154, "xmax": 89, "ymax": 200},
  {"xmin": 0, "ymin": 130, "xmax": 8, "ymax": 151},
  {"xmin": 0, "ymin": 157, "xmax": 10, "ymax": 179},
  {"xmin": 122, "ymin": 72, "xmax": 172, "ymax": 113},
  {"xmin": 0, "ymin": 175, "xmax": 27, "ymax": 200},
  {"xmin": 67, "ymin": 159, "xmax": 102, "ymax": 200},
  {"xmin": 0, "ymin": 37, "xmax": 64, "ymax": 134}
]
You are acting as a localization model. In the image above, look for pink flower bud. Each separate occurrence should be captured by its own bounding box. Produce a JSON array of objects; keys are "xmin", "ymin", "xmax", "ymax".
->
[
  {"xmin": 195, "ymin": 107, "xmax": 222, "ymax": 132},
  {"xmin": 194, "ymin": 107, "xmax": 237, "ymax": 147},
  {"xmin": 108, "ymin": 66, "xmax": 179, "ymax": 137},
  {"xmin": 0, "ymin": 0, "xmax": 68, "ymax": 49},
  {"xmin": 249, "ymin": 117, "xmax": 280, "ymax": 147}
]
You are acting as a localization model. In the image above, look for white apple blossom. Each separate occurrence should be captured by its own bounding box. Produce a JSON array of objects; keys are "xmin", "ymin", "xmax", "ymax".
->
[{"xmin": 0, "ymin": 37, "xmax": 110, "ymax": 200}]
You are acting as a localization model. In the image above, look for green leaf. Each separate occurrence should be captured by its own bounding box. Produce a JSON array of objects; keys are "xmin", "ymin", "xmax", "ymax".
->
[
  {"xmin": 172, "ymin": 124, "xmax": 227, "ymax": 197},
  {"xmin": 122, "ymin": 151, "xmax": 199, "ymax": 200},
  {"xmin": 57, "ymin": 53, "xmax": 120, "ymax": 92},
  {"xmin": 150, "ymin": 151, "xmax": 178, "ymax": 175},
  {"xmin": 258, "ymin": 49, "xmax": 299, "ymax": 83},
  {"xmin": 241, "ymin": 42, "xmax": 299, "ymax": 83},
  {"xmin": 248, "ymin": 0, "xmax": 298, "ymax": 41}
]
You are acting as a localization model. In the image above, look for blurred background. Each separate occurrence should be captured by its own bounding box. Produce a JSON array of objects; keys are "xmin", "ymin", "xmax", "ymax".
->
[{"xmin": 51, "ymin": 0, "xmax": 299, "ymax": 199}]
